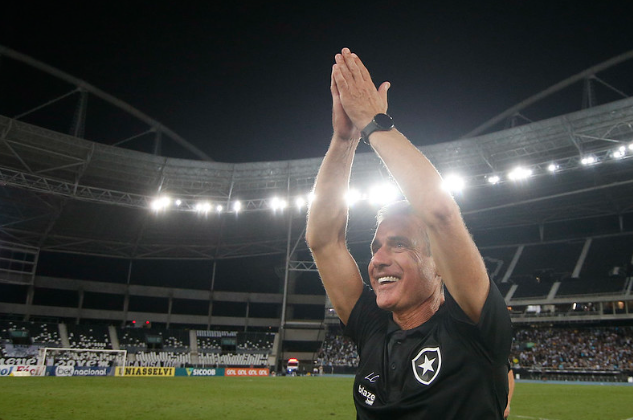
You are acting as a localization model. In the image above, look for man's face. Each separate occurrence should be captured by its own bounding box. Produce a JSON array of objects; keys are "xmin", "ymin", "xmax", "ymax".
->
[{"xmin": 368, "ymin": 215, "xmax": 439, "ymax": 313}]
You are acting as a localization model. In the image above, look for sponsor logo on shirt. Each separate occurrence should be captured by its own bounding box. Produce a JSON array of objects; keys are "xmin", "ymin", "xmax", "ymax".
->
[
  {"xmin": 358, "ymin": 384, "xmax": 376, "ymax": 406},
  {"xmin": 364, "ymin": 372, "xmax": 380, "ymax": 383},
  {"xmin": 411, "ymin": 346, "xmax": 441, "ymax": 385}
]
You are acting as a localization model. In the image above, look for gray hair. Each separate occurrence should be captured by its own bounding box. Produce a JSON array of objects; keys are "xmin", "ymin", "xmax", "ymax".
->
[{"xmin": 376, "ymin": 200, "xmax": 431, "ymax": 256}]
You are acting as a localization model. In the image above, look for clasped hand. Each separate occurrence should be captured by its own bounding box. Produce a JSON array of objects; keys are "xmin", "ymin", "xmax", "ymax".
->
[{"xmin": 331, "ymin": 47, "xmax": 390, "ymax": 141}]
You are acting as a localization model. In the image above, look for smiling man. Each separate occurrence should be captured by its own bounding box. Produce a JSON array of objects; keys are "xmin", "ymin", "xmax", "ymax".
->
[{"xmin": 306, "ymin": 48, "xmax": 512, "ymax": 419}]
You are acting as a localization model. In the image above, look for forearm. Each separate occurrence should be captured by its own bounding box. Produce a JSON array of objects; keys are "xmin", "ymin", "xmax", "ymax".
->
[
  {"xmin": 306, "ymin": 136, "xmax": 359, "ymax": 251},
  {"xmin": 368, "ymin": 128, "xmax": 489, "ymax": 321},
  {"xmin": 367, "ymin": 129, "xmax": 458, "ymax": 227}
]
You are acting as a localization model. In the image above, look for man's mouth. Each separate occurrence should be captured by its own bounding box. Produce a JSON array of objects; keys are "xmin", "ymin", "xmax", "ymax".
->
[{"xmin": 378, "ymin": 276, "xmax": 399, "ymax": 284}]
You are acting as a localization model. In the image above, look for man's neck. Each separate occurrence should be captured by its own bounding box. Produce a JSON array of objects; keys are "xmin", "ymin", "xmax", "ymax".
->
[{"xmin": 392, "ymin": 288, "xmax": 445, "ymax": 330}]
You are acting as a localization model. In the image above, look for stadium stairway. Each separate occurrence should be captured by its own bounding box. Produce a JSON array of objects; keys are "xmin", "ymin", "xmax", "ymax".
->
[
  {"xmin": 189, "ymin": 330, "xmax": 199, "ymax": 365},
  {"xmin": 108, "ymin": 326, "xmax": 120, "ymax": 350},
  {"xmin": 58, "ymin": 324, "xmax": 70, "ymax": 348}
]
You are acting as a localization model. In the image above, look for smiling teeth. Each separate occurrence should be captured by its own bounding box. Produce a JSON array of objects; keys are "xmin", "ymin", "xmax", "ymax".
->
[{"xmin": 378, "ymin": 276, "xmax": 399, "ymax": 284}]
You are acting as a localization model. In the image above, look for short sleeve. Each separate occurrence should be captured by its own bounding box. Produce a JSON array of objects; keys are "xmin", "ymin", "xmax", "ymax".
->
[{"xmin": 445, "ymin": 279, "xmax": 512, "ymax": 363}]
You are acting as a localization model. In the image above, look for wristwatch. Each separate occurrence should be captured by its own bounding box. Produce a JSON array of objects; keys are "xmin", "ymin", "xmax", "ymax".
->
[{"xmin": 361, "ymin": 113, "xmax": 394, "ymax": 144}]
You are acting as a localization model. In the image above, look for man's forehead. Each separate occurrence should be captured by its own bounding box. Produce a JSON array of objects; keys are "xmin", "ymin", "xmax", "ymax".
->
[
  {"xmin": 373, "ymin": 218, "xmax": 421, "ymax": 243},
  {"xmin": 375, "ymin": 216, "xmax": 419, "ymax": 235}
]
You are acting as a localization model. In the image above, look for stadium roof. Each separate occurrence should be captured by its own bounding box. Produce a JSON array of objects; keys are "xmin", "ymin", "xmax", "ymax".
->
[{"xmin": 2, "ymin": 94, "xmax": 633, "ymax": 260}]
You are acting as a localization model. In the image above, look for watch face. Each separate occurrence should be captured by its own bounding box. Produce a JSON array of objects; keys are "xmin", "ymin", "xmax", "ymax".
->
[{"xmin": 374, "ymin": 113, "xmax": 394, "ymax": 130}]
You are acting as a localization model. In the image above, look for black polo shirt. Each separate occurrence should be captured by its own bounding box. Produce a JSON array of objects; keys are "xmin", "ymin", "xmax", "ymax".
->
[{"xmin": 344, "ymin": 280, "xmax": 512, "ymax": 419}]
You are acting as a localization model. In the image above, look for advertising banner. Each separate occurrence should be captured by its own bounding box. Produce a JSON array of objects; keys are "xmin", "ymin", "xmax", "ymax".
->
[
  {"xmin": 177, "ymin": 367, "xmax": 224, "ymax": 377},
  {"xmin": 72, "ymin": 366, "xmax": 111, "ymax": 376},
  {"xmin": 115, "ymin": 367, "xmax": 175, "ymax": 377},
  {"xmin": 0, "ymin": 358, "xmax": 38, "ymax": 366},
  {"xmin": 50, "ymin": 365, "xmax": 74, "ymax": 377},
  {"xmin": 224, "ymin": 367, "xmax": 269, "ymax": 377},
  {"xmin": 0, "ymin": 365, "xmax": 45, "ymax": 376}
]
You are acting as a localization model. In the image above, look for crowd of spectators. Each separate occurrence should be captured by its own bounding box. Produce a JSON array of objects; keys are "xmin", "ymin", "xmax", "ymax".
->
[
  {"xmin": 316, "ymin": 331, "xmax": 358, "ymax": 369},
  {"xmin": 316, "ymin": 326, "xmax": 633, "ymax": 374},
  {"xmin": 510, "ymin": 326, "xmax": 633, "ymax": 371}
]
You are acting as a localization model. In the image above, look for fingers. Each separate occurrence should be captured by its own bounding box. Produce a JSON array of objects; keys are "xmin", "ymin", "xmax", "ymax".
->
[
  {"xmin": 330, "ymin": 66, "xmax": 340, "ymax": 97},
  {"xmin": 333, "ymin": 54, "xmax": 352, "ymax": 91},
  {"xmin": 377, "ymin": 81, "xmax": 391, "ymax": 112},
  {"xmin": 341, "ymin": 47, "xmax": 364, "ymax": 82},
  {"xmin": 348, "ymin": 49, "xmax": 372, "ymax": 83}
]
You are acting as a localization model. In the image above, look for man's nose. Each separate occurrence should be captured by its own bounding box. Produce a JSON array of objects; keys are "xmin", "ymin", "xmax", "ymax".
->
[{"xmin": 370, "ymin": 246, "xmax": 391, "ymax": 268}]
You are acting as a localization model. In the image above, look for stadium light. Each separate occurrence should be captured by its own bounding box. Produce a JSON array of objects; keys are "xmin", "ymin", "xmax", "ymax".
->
[
  {"xmin": 307, "ymin": 191, "xmax": 316, "ymax": 207},
  {"xmin": 175, "ymin": 199, "xmax": 182, "ymax": 207},
  {"xmin": 150, "ymin": 196, "xmax": 171, "ymax": 211},
  {"xmin": 442, "ymin": 174, "xmax": 465, "ymax": 193},
  {"xmin": 581, "ymin": 155, "xmax": 597, "ymax": 165},
  {"xmin": 270, "ymin": 197, "xmax": 287, "ymax": 211},
  {"xmin": 195, "ymin": 202, "xmax": 212, "ymax": 214},
  {"xmin": 216, "ymin": 205, "xmax": 223, "ymax": 213},
  {"xmin": 612, "ymin": 146, "xmax": 626, "ymax": 159},
  {"xmin": 368, "ymin": 183, "xmax": 400, "ymax": 205},
  {"xmin": 295, "ymin": 197, "xmax": 306, "ymax": 210},
  {"xmin": 233, "ymin": 201, "xmax": 242, "ymax": 213},
  {"xmin": 345, "ymin": 189, "xmax": 362, "ymax": 207},
  {"xmin": 508, "ymin": 167, "xmax": 532, "ymax": 181},
  {"xmin": 487, "ymin": 175, "xmax": 500, "ymax": 185}
]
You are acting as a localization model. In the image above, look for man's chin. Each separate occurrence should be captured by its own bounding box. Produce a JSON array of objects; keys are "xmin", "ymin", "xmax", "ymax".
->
[{"xmin": 375, "ymin": 295, "xmax": 397, "ymax": 312}]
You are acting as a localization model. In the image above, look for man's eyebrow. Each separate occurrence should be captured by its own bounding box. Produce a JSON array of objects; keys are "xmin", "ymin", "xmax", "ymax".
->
[
  {"xmin": 371, "ymin": 236, "xmax": 411, "ymax": 252},
  {"xmin": 387, "ymin": 235, "xmax": 411, "ymax": 244}
]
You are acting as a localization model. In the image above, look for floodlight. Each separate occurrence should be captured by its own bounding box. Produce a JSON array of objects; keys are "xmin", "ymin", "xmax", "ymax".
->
[
  {"xmin": 150, "ymin": 196, "xmax": 171, "ymax": 211},
  {"xmin": 629, "ymin": 143, "xmax": 633, "ymax": 151},
  {"xmin": 175, "ymin": 199, "xmax": 182, "ymax": 206},
  {"xmin": 487, "ymin": 175, "xmax": 500, "ymax": 185},
  {"xmin": 307, "ymin": 191, "xmax": 316, "ymax": 206},
  {"xmin": 547, "ymin": 163, "xmax": 558, "ymax": 172},
  {"xmin": 613, "ymin": 146, "xmax": 626, "ymax": 159},
  {"xmin": 295, "ymin": 197, "xmax": 306, "ymax": 210},
  {"xmin": 442, "ymin": 174, "xmax": 465, "ymax": 193},
  {"xmin": 345, "ymin": 189, "xmax": 362, "ymax": 206},
  {"xmin": 233, "ymin": 201, "xmax": 242, "ymax": 212},
  {"xmin": 368, "ymin": 183, "xmax": 400, "ymax": 205},
  {"xmin": 581, "ymin": 156, "xmax": 597, "ymax": 165},
  {"xmin": 508, "ymin": 167, "xmax": 532, "ymax": 181},
  {"xmin": 195, "ymin": 202, "xmax": 212, "ymax": 213},
  {"xmin": 270, "ymin": 197, "xmax": 287, "ymax": 211},
  {"xmin": 216, "ymin": 205, "xmax": 223, "ymax": 213}
]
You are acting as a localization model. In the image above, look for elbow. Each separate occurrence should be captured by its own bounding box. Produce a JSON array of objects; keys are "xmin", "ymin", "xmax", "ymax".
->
[
  {"xmin": 305, "ymin": 225, "xmax": 328, "ymax": 253},
  {"xmin": 306, "ymin": 223, "xmax": 346, "ymax": 254},
  {"xmin": 305, "ymin": 229, "xmax": 319, "ymax": 251},
  {"xmin": 305, "ymin": 229, "xmax": 338, "ymax": 253}
]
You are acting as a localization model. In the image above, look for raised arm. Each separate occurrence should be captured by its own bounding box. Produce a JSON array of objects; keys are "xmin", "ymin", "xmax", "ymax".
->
[
  {"xmin": 305, "ymin": 67, "xmax": 388, "ymax": 325},
  {"xmin": 332, "ymin": 48, "xmax": 489, "ymax": 323}
]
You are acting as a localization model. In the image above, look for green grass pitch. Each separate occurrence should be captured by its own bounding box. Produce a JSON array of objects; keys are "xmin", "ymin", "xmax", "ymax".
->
[{"xmin": 0, "ymin": 377, "xmax": 632, "ymax": 419}]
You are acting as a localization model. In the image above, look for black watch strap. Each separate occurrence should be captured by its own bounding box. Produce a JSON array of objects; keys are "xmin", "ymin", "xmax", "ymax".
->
[{"xmin": 361, "ymin": 113, "xmax": 394, "ymax": 144}]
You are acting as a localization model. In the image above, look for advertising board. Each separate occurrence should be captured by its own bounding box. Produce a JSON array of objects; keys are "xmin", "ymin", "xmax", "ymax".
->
[
  {"xmin": 224, "ymin": 367, "xmax": 269, "ymax": 377},
  {"xmin": 115, "ymin": 367, "xmax": 175, "ymax": 377},
  {"xmin": 0, "ymin": 365, "xmax": 45, "ymax": 376}
]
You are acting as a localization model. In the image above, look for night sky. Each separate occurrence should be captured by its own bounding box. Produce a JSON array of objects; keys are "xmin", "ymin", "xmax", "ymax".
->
[{"xmin": 2, "ymin": 1, "xmax": 633, "ymax": 163}]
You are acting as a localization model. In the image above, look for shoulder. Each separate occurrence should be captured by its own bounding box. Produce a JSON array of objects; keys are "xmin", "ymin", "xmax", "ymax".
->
[{"xmin": 344, "ymin": 286, "xmax": 389, "ymax": 341}]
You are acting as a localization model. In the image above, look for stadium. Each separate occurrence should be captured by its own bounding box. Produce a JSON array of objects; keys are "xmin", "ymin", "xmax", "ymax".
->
[{"xmin": 2, "ymin": 14, "xmax": 633, "ymax": 419}]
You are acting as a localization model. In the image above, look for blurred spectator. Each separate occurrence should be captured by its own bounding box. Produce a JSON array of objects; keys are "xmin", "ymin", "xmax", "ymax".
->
[{"xmin": 510, "ymin": 326, "xmax": 633, "ymax": 371}]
